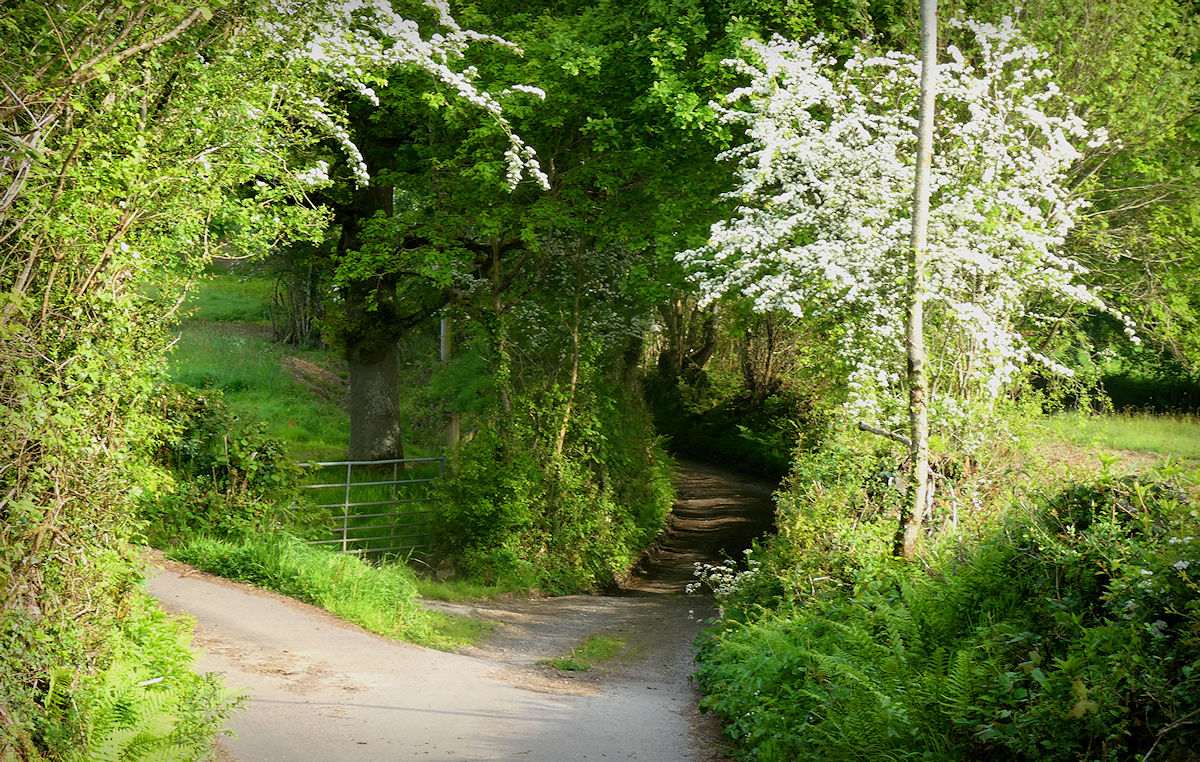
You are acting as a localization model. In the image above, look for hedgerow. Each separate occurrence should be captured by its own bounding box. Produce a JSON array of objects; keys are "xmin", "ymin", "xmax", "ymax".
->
[{"xmin": 694, "ymin": 467, "xmax": 1200, "ymax": 761}]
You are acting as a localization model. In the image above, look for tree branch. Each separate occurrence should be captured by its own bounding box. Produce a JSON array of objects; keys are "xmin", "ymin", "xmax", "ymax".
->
[
  {"xmin": 71, "ymin": 8, "xmax": 208, "ymax": 90},
  {"xmin": 857, "ymin": 421, "xmax": 912, "ymax": 447}
]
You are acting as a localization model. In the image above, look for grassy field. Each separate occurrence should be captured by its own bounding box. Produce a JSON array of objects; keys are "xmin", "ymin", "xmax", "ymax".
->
[
  {"xmin": 1044, "ymin": 410, "xmax": 1200, "ymax": 460},
  {"xmin": 181, "ymin": 269, "xmax": 275, "ymax": 322},
  {"xmin": 165, "ymin": 267, "xmax": 516, "ymax": 599},
  {"xmin": 169, "ymin": 266, "xmax": 349, "ymax": 461},
  {"xmin": 170, "ymin": 321, "xmax": 350, "ymax": 461}
]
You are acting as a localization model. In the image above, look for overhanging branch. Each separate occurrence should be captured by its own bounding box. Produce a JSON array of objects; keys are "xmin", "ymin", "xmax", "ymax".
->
[{"xmin": 857, "ymin": 420, "xmax": 912, "ymax": 447}]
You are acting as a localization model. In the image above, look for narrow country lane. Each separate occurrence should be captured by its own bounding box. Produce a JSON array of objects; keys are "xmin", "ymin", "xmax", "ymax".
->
[{"xmin": 145, "ymin": 460, "xmax": 776, "ymax": 761}]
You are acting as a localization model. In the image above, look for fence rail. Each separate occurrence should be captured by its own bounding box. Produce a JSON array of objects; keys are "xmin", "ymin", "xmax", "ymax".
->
[{"xmin": 298, "ymin": 456, "xmax": 444, "ymax": 556}]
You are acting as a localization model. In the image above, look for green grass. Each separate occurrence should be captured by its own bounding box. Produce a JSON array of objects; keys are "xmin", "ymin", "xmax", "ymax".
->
[
  {"xmin": 540, "ymin": 633, "xmax": 628, "ymax": 672},
  {"xmin": 182, "ymin": 267, "xmax": 274, "ymax": 323},
  {"xmin": 1044, "ymin": 410, "xmax": 1200, "ymax": 459},
  {"xmin": 423, "ymin": 610, "xmax": 495, "ymax": 648},
  {"xmin": 168, "ymin": 321, "xmax": 348, "ymax": 461},
  {"xmin": 171, "ymin": 265, "xmax": 349, "ymax": 460},
  {"xmin": 168, "ymin": 534, "xmax": 490, "ymax": 650}
]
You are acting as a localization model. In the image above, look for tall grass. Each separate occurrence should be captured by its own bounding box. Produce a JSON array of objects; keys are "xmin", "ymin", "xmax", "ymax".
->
[
  {"xmin": 1045, "ymin": 410, "xmax": 1200, "ymax": 459},
  {"xmin": 168, "ymin": 534, "xmax": 489, "ymax": 649}
]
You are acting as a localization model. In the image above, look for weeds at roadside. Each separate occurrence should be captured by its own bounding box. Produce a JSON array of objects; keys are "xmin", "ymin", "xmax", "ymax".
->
[
  {"xmin": 540, "ymin": 633, "xmax": 628, "ymax": 672},
  {"xmin": 695, "ymin": 429, "xmax": 1200, "ymax": 761},
  {"xmin": 167, "ymin": 534, "xmax": 495, "ymax": 650}
]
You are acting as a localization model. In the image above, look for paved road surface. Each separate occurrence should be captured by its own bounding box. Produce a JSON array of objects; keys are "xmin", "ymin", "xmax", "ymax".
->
[{"xmin": 145, "ymin": 461, "xmax": 776, "ymax": 761}]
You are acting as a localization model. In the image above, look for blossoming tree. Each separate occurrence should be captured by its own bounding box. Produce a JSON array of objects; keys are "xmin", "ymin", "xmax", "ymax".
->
[
  {"xmin": 0, "ymin": 0, "xmax": 546, "ymax": 751},
  {"xmin": 678, "ymin": 16, "xmax": 1121, "ymax": 443}
]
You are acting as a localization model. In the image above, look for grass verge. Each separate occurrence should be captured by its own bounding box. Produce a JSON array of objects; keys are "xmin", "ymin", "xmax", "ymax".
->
[
  {"xmin": 1044, "ymin": 410, "xmax": 1200, "ymax": 459},
  {"xmin": 167, "ymin": 534, "xmax": 490, "ymax": 650}
]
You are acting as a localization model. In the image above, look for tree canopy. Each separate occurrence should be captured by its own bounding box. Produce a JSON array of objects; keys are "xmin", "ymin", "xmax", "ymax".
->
[{"xmin": 678, "ymin": 16, "xmax": 1118, "ymax": 434}]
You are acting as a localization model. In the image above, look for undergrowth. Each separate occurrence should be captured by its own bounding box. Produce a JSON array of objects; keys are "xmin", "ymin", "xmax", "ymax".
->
[
  {"xmin": 138, "ymin": 384, "xmax": 322, "ymax": 547},
  {"xmin": 694, "ymin": 459, "xmax": 1200, "ymax": 761},
  {"xmin": 2, "ymin": 563, "xmax": 238, "ymax": 761},
  {"xmin": 644, "ymin": 371, "xmax": 821, "ymax": 478},
  {"xmin": 67, "ymin": 592, "xmax": 240, "ymax": 762},
  {"xmin": 167, "ymin": 534, "xmax": 486, "ymax": 650},
  {"xmin": 437, "ymin": 380, "xmax": 676, "ymax": 594}
]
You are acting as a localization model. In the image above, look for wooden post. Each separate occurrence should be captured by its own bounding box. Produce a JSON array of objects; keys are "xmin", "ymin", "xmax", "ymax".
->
[{"xmin": 440, "ymin": 315, "xmax": 460, "ymax": 449}]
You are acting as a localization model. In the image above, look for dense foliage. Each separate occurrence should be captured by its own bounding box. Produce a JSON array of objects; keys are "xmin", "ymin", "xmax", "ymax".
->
[
  {"xmin": 4, "ymin": 0, "xmax": 1200, "ymax": 757},
  {"xmin": 695, "ymin": 465, "xmax": 1200, "ymax": 760},
  {"xmin": 438, "ymin": 379, "xmax": 674, "ymax": 592},
  {"xmin": 293, "ymin": 0, "xmax": 897, "ymax": 586},
  {"xmin": 138, "ymin": 385, "xmax": 312, "ymax": 547},
  {"xmin": 0, "ymin": 2, "xmax": 307, "ymax": 755},
  {"xmin": 0, "ymin": 0, "xmax": 551, "ymax": 756}
]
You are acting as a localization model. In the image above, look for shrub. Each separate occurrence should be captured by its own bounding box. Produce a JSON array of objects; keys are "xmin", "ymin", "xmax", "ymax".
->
[
  {"xmin": 436, "ymin": 380, "xmax": 674, "ymax": 594},
  {"xmin": 138, "ymin": 384, "xmax": 318, "ymax": 546},
  {"xmin": 695, "ymin": 468, "xmax": 1200, "ymax": 761},
  {"xmin": 69, "ymin": 592, "xmax": 239, "ymax": 762}
]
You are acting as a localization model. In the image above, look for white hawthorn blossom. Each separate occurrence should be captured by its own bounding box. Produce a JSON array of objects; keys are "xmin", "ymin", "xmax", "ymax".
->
[
  {"xmin": 258, "ymin": 0, "xmax": 548, "ymax": 189},
  {"xmin": 294, "ymin": 159, "xmax": 331, "ymax": 187},
  {"xmin": 679, "ymin": 17, "xmax": 1127, "ymax": 427}
]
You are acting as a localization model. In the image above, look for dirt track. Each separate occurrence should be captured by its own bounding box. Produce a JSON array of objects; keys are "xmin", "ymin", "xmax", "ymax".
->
[{"xmin": 145, "ymin": 460, "xmax": 776, "ymax": 761}]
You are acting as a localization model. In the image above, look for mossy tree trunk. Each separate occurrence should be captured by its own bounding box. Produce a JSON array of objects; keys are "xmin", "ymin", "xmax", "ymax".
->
[{"xmin": 337, "ymin": 182, "xmax": 406, "ymax": 462}]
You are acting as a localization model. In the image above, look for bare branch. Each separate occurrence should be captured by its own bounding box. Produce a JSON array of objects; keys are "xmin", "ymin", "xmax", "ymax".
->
[
  {"xmin": 71, "ymin": 8, "xmax": 208, "ymax": 90},
  {"xmin": 857, "ymin": 421, "xmax": 913, "ymax": 447}
]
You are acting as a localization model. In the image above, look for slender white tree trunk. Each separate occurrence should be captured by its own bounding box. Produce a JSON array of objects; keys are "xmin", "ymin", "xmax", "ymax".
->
[{"xmin": 897, "ymin": 0, "xmax": 937, "ymax": 559}]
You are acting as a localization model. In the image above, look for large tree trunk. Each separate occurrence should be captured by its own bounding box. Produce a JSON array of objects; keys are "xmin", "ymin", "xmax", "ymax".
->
[
  {"xmin": 348, "ymin": 341, "xmax": 404, "ymax": 461},
  {"xmin": 338, "ymin": 182, "xmax": 406, "ymax": 462},
  {"xmin": 896, "ymin": 0, "xmax": 937, "ymax": 559}
]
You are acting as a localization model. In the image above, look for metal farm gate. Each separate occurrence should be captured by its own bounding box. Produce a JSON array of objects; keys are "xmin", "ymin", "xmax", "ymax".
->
[{"xmin": 298, "ymin": 457, "xmax": 444, "ymax": 556}]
